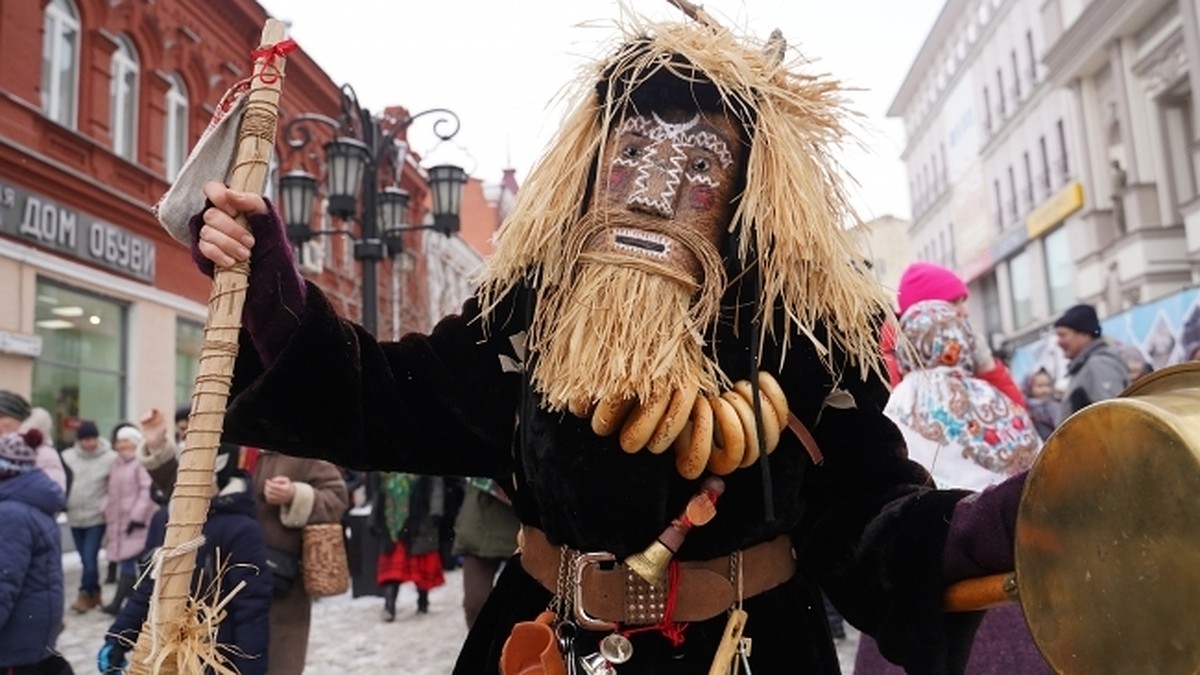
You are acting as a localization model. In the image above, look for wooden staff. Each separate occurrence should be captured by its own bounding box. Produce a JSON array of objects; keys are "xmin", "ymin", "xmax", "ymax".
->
[{"xmin": 128, "ymin": 19, "xmax": 291, "ymax": 675}]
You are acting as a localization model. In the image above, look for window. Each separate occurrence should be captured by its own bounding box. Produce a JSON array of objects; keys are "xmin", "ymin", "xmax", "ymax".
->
[
  {"xmin": 1022, "ymin": 152, "xmax": 1034, "ymax": 210},
  {"xmin": 41, "ymin": 0, "xmax": 80, "ymax": 127},
  {"xmin": 175, "ymin": 318, "xmax": 203, "ymax": 409},
  {"xmin": 996, "ymin": 69, "xmax": 1007, "ymax": 117},
  {"xmin": 1038, "ymin": 136, "xmax": 1051, "ymax": 195},
  {"xmin": 1007, "ymin": 165, "xmax": 1018, "ymax": 222},
  {"xmin": 1008, "ymin": 250, "xmax": 1033, "ymax": 328},
  {"xmin": 1010, "ymin": 50, "xmax": 1022, "ymax": 101},
  {"xmin": 979, "ymin": 271, "xmax": 1003, "ymax": 337},
  {"xmin": 993, "ymin": 178, "xmax": 1004, "ymax": 231},
  {"xmin": 1026, "ymin": 30, "xmax": 1038, "ymax": 82},
  {"xmin": 164, "ymin": 74, "xmax": 189, "ymax": 180},
  {"xmin": 984, "ymin": 86, "xmax": 993, "ymax": 131},
  {"xmin": 940, "ymin": 143, "xmax": 948, "ymax": 185},
  {"xmin": 1055, "ymin": 118, "xmax": 1070, "ymax": 183},
  {"xmin": 31, "ymin": 280, "xmax": 127, "ymax": 447},
  {"xmin": 1043, "ymin": 227, "xmax": 1073, "ymax": 314},
  {"xmin": 110, "ymin": 36, "xmax": 139, "ymax": 160}
]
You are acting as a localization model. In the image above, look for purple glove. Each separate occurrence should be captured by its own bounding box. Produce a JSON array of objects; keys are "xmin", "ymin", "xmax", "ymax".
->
[
  {"xmin": 942, "ymin": 470, "xmax": 1027, "ymax": 584},
  {"xmin": 188, "ymin": 198, "xmax": 306, "ymax": 367}
]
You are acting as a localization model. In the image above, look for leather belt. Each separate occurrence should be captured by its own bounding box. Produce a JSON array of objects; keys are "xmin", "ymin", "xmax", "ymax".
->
[{"xmin": 518, "ymin": 526, "xmax": 796, "ymax": 631}]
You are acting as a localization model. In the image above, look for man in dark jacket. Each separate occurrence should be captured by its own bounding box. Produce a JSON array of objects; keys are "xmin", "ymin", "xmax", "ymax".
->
[
  {"xmin": 1054, "ymin": 303, "xmax": 1129, "ymax": 418},
  {"xmin": 0, "ymin": 430, "xmax": 69, "ymax": 674},
  {"xmin": 99, "ymin": 443, "xmax": 271, "ymax": 675}
]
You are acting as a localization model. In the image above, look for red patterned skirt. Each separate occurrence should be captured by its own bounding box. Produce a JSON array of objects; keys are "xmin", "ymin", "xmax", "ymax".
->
[{"xmin": 376, "ymin": 541, "xmax": 445, "ymax": 591}]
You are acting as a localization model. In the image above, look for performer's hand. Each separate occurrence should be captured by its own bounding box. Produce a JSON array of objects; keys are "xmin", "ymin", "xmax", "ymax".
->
[
  {"xmin": 942, "ymin": 470, "xmax": 1027, "ymax": 584},
  {"xmin": 264, "ymin": 475, "xmax": 296, "ymax": 505},
  {"xmin": 196, "ymin": 181, "xmax": 267, "ymax": 268},
  {"xmin": 138, "ymin": 408, "xmax": 170, "ymax": 453},
  {"xmin": 97, "ymin": 641, "xmax": 128, "ymax": 673}
]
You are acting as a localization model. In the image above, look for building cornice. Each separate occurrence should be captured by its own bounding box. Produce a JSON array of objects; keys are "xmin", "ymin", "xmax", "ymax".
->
[
  {"xmin": 888, "ymin": 0, "xmax": 972, "ymax": 117},
  {"xmin": 1043, "ymin": 0, "xmax": 1141, "ymax": 83}
]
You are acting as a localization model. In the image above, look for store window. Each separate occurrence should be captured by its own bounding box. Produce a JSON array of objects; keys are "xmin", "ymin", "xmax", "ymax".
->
[
  {"xmin": 31, "ymin": 279, "xmax": 127, "ymax": 447},
  {"xmin": 41, "ymin": 0, "xmax": 80, "ymax": 127},
  {"xmin": 1043, "ymin": 227, "xmax": 1073, "ymax": 314},
  {"xmin": 175, "ymin": 318, "xmax": 203, "ymax": 408},
  {"xmin": 110, "ymin": 35, "xmax": 139, "ymax": 160},
  {"xmin": 1008, "ymin": 250, "xmax": 1033, "ymax": 328}
]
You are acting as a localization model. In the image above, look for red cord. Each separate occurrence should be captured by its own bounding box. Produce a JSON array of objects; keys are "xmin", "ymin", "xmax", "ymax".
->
[{"xmin": 621, "ymin": 560, "xmax": 689, "ymax": 647}]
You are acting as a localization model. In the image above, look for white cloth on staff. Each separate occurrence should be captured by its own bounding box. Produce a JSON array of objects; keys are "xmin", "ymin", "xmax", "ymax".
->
[{"xmin": 153, "ymin": 82, "xmax": 249, "ymax": 244}]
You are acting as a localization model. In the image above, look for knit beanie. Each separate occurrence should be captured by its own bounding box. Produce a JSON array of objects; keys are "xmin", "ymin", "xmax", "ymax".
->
[
  {"xmin": 0, "ymin": 390, "xmax": 31, "ymax": 422},
  {"xmin": 897, "ymin": 262, "xmax": 969, "ymax": 315},
  {"xmin": 0, "ymin": 430, "xmax": 41, "ymax": 477},
  {"xmin": 1054, "ymin": 304, "xmax": 1101, "ymax": 337},
  {"xmin": 76, "ymin": 420, "xmax": 100, "ymax": 440}
]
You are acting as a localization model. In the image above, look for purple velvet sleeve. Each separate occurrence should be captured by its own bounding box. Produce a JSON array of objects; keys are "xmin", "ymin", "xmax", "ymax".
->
[
  {"xmin": 187, "ymin": 198, "xmax": 307, "ymax": 367},
  {"xmin": 942, "ymin": 470, "xmax": 1027, "ymax": 584}
]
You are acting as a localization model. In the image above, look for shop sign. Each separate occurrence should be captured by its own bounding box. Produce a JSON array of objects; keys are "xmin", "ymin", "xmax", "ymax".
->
[
  {"xmin": 1027, "ymin": 181, "xmax": 1084, "ymax": 238},
  {"xmin": 0, "ymin": 181, "xmax": 156, "ymax": 281},
  {"xmin": 0, "ymin": 330, "xmax": 42, "ymax": 357},
  {"xmin": 990, "ymin": 224, "xmax": 1028, "ymax": 262}
]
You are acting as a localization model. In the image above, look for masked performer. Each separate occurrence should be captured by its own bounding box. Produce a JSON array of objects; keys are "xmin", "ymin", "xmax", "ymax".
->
[{"xmin": 186, "ymin": 11, "xmax": 1021, "ymax": 675}]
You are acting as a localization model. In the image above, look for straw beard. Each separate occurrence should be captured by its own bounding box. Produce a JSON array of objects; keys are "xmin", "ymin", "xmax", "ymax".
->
[{"xmin": 528, "ymin": 209, "xmax": 729, "ymax": 412}]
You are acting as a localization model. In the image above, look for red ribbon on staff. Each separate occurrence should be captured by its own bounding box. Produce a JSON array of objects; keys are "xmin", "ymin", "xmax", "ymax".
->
[{"xmin": 250, "ymin": 38, "xmax": 298, "ymax": 84}]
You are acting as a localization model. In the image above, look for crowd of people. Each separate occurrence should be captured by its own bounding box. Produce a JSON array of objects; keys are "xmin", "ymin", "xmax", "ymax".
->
[{"xmin": 0, "ymin": 389, "xmax": 519, "ymax": 674}]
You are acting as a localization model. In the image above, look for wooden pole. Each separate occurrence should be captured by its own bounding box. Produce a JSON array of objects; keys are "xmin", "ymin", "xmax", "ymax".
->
[
  {"xmin": 943, "ymin": 572, "xmax": 1018, "ymax": 613},
  {"xmin": 128, "ymin": 19, "xmax": 290, "ymax": 674}
]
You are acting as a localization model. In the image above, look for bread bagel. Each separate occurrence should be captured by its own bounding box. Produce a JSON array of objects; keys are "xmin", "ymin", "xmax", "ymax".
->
[
  {"xmin": 673, "ymin": 396, "xmax": 714, "ymax": 480},
  {"xmin": 647, "ymin": 383, "xmax": 700, "ymax": 454},
  {"xmin": 756, "ymin": 371, "xmax": 789, "ymax": 429},
  {"xmin": 706, "ymin": 395, "xmax": 745, "ymax": 475},
  {"xmin": 591, "ymin": 395, "xmax": 635, "ymax": 437},
  {"xmin": 568, "ymin": 396, "xmax": 595, "ymax": 418},
  {"xmin": 722, "ymin": 390, "xmax": 760, "ymax": 469},
  {"xmin": 732, "ymin": 380, "xmax": 782, "ymax": 455},
  {"xmin": 619, "ymin": 388, "xmax": 672, "ymax": 453}
]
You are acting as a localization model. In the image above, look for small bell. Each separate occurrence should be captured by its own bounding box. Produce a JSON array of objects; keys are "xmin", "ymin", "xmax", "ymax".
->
[
  {"xmin": 599, "ymin": 633, "xmax": 634, "ymax": 664},
  {"xmin": 578, "ymin": 652, "xmax": 616, "ymax": 675}
]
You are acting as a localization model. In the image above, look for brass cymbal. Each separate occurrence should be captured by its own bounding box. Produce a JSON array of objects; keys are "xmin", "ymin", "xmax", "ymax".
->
[{"xmin": 1016, "ymin": 361, "xmax": 1200, "ymax": 674}]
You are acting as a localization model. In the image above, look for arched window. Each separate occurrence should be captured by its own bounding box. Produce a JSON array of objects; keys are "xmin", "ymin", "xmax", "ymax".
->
[
  {"xmin": 164, "ymin": 75, "xmax": 189, "ymax": 180},
  {"xmin": 41, "ymin": 0, "xmax": 81, "ymax": 127},
  {"xmin": 110, "ymin": 36, "xmax": 139, "ymax": 159}
]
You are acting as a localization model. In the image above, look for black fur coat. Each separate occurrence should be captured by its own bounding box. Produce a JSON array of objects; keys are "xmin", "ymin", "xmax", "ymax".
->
[{"xmin": 223, "ymin": 282, "xmax": 980, "ymax": 674}]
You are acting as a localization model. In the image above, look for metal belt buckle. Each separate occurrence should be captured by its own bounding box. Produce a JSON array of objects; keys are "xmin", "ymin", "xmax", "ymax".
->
[{"xmin": 573, "ymin": 551, "xmax": 618, "ymax": 631}]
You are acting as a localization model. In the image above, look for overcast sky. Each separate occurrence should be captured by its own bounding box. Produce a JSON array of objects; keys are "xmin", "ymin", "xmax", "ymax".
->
[{"xmin": 256, "ymin": 0, "xmax": 945, "ymax": 221}]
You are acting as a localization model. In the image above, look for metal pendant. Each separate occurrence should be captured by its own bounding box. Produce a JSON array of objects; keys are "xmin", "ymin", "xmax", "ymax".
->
[
  {"xmin": 599, "ymin": 633, "xmax": 634, "ymax": 664},
  {"xmin": 579, "ymin": 652, "xmax": 617, "ymax": 675},
  {"xmin": 557, "ymin": 620, "xmax": 579, "ymax": 675}
]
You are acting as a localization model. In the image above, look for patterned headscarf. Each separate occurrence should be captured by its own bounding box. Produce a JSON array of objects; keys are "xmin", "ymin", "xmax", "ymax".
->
[
  {"xmin": 382, "ymin": 472, "xmax": 415, "ymax": 543},
  {"xmin": 886, "ymin": 300, "xmax": 1040, "ymax": 490}
]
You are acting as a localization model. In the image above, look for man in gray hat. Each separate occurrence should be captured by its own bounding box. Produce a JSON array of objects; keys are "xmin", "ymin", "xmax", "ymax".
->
[{"xmin": 1054, "ymin": 304, "xmax": 1129, "ymax": 418}]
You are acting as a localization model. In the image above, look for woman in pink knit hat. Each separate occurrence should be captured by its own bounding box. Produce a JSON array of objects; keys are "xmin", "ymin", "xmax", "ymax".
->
[{"xmin": 884, "ymin": 262, "xmax": 1026, "ymax": 407}]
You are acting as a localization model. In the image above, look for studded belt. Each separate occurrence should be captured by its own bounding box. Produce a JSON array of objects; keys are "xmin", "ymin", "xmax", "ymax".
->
[{"xmin": 518, "ymin": 526, "xmax": 796, "ymax": 631}]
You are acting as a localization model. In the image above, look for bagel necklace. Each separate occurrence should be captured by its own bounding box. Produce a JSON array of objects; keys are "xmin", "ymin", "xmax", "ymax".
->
[{"xmin": 571, "ymin": 370, "xmax": 789, "ymax": 480}]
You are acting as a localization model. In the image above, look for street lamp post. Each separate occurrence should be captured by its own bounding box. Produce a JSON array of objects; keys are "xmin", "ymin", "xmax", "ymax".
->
[{"xmin": 279, "ymin": 83, "xmax": 468, "ymax": 335}]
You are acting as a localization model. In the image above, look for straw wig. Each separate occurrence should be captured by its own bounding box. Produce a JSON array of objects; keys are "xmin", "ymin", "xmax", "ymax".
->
[{"xmin": 479, "ymin": 12, "xmax": 892, "ymax": 380}]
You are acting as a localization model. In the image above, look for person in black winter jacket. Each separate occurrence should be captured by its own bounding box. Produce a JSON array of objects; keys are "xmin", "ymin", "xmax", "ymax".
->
[
  {"xmin": 0, "ymin": 430, "xmax": 72, "ymax": 675},
  {"xmin": 98, "ymin": 443, "xmax": 271, "ymax": 674}
]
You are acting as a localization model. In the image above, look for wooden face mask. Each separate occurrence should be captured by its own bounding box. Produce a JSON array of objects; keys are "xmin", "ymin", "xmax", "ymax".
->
[{"xmin": 584, "ymin": 107, "xmax": 743, "ymax": 283}]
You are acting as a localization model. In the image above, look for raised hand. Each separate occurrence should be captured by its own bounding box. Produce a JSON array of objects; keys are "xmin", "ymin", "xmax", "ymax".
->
[{"xmin": 195, "ymin": 181, "xmax": 267, "ymax": 268}]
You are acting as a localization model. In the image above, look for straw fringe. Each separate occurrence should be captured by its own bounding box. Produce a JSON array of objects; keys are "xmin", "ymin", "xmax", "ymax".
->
[{"xmin": 479, "ymin": 13, "xmax": 891, "ymax": 385}]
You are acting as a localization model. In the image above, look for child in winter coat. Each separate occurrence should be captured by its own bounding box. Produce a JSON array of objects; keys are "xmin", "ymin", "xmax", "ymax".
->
[
  {"xmin": 98, "ymin": 441, "xmax": 271, "ymax": 675},
  {"xmin": 100, "ymin": 425, "xmax": 156, "ymax": 616},
  {"xmin": 0, "ymin": 430, "xmax": 71, "ymax": 674}
]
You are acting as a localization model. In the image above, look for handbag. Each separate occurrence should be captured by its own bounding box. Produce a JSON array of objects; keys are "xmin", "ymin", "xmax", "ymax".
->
[
  {"xmin": 301, "ymin": 522, "xmax": 350, "ymax": 597},
  {"xmin": 265, "ymin": 546, "xmax": 301, "ymax": 598}
]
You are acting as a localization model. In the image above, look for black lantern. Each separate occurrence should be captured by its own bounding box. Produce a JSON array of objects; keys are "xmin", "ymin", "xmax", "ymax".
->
[
  {"xmin": 279, "ymin": 170, "xmax": 318, "ymax": 244},
  {"xmin": 279, "ymin": 83, "xmax": 464, "ymax": 336},
  {"xmin": 324, "ymin": 137, "xmax": 370, "ymax": 218},
  {"xmin": 378, "ymin": 186, "xmax": 411, "ymax": 254},
  {"xmin": 427, "ymin": 164, "xmax": 468, "ymax": 236}
]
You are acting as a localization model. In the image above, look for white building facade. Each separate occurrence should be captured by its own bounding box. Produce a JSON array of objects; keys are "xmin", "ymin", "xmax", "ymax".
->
[{"xmin": 891, "ymin": 0, "xmax": 1200, "ymax": 356}]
